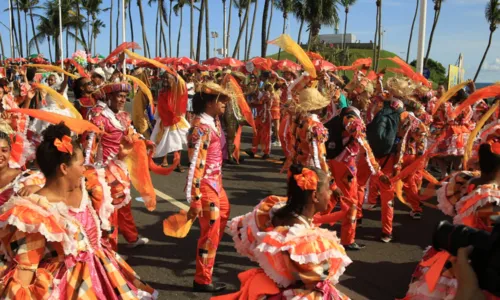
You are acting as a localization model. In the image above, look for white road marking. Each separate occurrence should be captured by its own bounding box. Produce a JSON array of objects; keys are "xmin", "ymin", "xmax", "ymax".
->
[{"xmin": 154, "ymin": 188, "xmax": 231, "ymax": 235}]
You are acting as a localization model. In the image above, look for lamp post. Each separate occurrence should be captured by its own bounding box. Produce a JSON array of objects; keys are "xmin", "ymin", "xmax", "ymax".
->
[
  {"xmin": 211, "ymin": 31, "xmax": 219, "ymax": 57},
  {"xmin": 59, "ymin": 0, "xmax": 63, "ymax": 68},
  {"xmin": 416, "ymin": 0, "xmax": 427, "ymax": 74}
]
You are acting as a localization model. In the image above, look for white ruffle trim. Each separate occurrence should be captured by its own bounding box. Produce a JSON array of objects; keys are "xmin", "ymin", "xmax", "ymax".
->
[
  {"xmin": 436, "ymin": 187, "xmax": 456, "ymax": 217},
  {"xmin": 136, "ymin": 289, "xmax": 159, "ymax": 299},
  {"xmin": 453, "ymin": 187, "xmax": 500, "ymax": 224},
  {"xmin": 95, "ymin": 167, "xmax": 114, "ymax": 231}
]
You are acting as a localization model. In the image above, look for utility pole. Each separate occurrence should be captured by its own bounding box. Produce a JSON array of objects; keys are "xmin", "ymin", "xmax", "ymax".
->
[
  {"xmin": 211, "ymin": 31, "xmax": 218, "ymax": 57},
  {"xmin": 59, "ymin": 0, "xmax": 64, "ymax": 68},
  {"xmin": 416, "ymin": 0, "xmax": 427, "ymax": 74}
]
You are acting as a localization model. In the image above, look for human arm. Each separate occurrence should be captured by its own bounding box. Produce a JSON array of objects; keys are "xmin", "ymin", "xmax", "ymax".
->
[{"xmin": 186, "ymin": 125, "xmax": 210, "ymax": 219}]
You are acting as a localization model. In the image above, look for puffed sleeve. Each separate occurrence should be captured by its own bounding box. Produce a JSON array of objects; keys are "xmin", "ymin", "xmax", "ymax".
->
[{"xmin": 344, "ymin": 115, "xmax": 381, "ymax": 174}]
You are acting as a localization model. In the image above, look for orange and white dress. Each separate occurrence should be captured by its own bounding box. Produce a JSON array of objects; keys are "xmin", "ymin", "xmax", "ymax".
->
[
  {"xmin": 0, "ymin": 187, "xmax": 157, "ymax": 299},
  {"xmin": 219, "ymin": 196, "xmax": 352, "ymax": 300},
  {"xmin": 404, "ymin": 171, "xmax": 500, "ymax": 300}
]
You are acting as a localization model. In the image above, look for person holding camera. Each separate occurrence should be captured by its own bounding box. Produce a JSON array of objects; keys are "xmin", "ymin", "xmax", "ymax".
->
[{"xmin": 403, "ymin": 121, "xmax": 500, "ymax": 299}]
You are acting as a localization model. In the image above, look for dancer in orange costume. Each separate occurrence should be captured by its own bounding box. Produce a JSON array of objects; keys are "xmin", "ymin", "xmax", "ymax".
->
[
  {"xmin": 316, "ymin": 106, "xmax": 385, "ymax": 249},
  {"xmin": 86, "ymin": 82, "xmax": 151, "ymax": 250},
  {"xmin": 248, "ymin": 83, "xmax": 273, "ymax": 159},
  {"xmin": 186, "ymin": 82, "xmax": 231, "ymax": 293},
  {"xmin": 215, "ymin": 165, "xmax": 352, "ymax": 300}
]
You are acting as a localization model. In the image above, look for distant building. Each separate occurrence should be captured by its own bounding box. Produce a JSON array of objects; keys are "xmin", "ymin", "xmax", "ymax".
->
[{"xmin": 319, "ymin": 34, "xmax": 357, "ymax": 44}]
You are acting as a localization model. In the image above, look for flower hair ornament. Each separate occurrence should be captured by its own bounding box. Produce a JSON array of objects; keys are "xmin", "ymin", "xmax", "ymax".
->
[
  {"xmin": 487, "ymin": 138, "xmax": 500, "ymax": 155},
  {"xmin": 294, "ymin": 168, "xmax": 318, "ymax": 191},
  {"xmin": 54, "ymin": 135, "xmax": 73, "ymax": 155}
]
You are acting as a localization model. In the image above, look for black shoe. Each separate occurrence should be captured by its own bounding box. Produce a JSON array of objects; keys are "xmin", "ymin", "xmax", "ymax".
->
[
  {"xmin": 357, "ymin": 218, "xmax": 363, "ymax": 227},
  {"xmin": 193, "ymin": 281, "xmax": 227, "ymax": 293},
  {"xmin": 225, "ymin": 158, "xmax": 238, "ymax": 165},
  {"xmin": 280, "ymin": 157, "xmax": 286, "ymax": 162},
  {"xmin": 238, "ymin": 156, "xmax": 245, "ymax": 163},
  {"xmin": 380, "ymin": 233, "xmax": 393, "ymax": 243},
  {"xmin": 245, "ymin": 150, "xmax": 255, "ymax": 158},
  {"xmin": 344, "ymin": 242, "xmax": 366, "ymax": 251},
  {"xmin": 262, "ymin": 154, "xmax": 270, "ymax": 159}
]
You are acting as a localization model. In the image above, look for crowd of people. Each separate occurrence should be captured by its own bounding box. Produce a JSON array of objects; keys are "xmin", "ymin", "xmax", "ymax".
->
[{"xmin": 0, "ymin": 37, "xmax": 499, "ymax": 299}]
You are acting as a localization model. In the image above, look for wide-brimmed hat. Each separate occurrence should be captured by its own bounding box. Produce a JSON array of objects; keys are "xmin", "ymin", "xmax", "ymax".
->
[
  {"xmin": 92, "ymin": 67, "xmax": 106, "ymax": 80},
  {"xmin": 385, "ymin": 76, "xmax": 414, "ymax": 99},
  {"xmin": 101, "ymin": 82, "xmax": 132, "ymax": 95},
  {"xmin": 197, "ymin": 82, "xmax": 233, "ymax": 102},
  {"xmin": 292, "ymin": 88, "xmax": 330, "ymax": 113}
]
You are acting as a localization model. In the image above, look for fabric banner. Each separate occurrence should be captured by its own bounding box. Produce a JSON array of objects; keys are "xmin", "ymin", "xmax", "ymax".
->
[{"xmin": 448, "ymin": 65, "xmax": 465, "ymax": 88}]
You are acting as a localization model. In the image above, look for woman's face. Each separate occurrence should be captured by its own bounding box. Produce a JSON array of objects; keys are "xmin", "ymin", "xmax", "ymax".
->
[
  {"xmin": 314, "ymin": 178, "xmax": 332, "ymax": 213},
  {"xmin": 64, "ymin": 149, "xmax": 85, "ymax": 191},
  {"xmin": 0, "ymin": 139, "xmax": 11, "ymax": 169},
  {"xmin": 47, "ymin": 75, "xmax": 56, "ymax": 86},
  {"xmin": 82, "ymin": 79, "xmax": 94, "ymax": 94}
]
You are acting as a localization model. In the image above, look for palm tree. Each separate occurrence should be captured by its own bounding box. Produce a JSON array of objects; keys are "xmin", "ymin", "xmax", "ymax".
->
[
  {"xmin": 115, "ymin": 0, "xmax": 120, "ymax": 48},
  {"xmin": 266, "ymin": 0, "xmax": 273, "ymax": 46},
  {"xmin": 222, "ymin": 0, "xmax": 227, "ymax": 57},
  {"xmin": 375, "ymin": 0, "xmax": 382, "ymax": 70},
  {"xmin": 340, "ymin": 0, "xmax": 357, "ymax": 50},
  {"xmin": 109, "ymin": 0, "xmax": 113, "ymax": 52},
  {"xmin": 148, "ymin": 0, "xmax": 168, "ymax": 57},
  {"xmin": 127, "ymin": 0, "xmax": 135, "ymax": 52},
  {"xmin": 261, "ymin": 0, "xmax": 270, "ymax": 56},
  {"xmin": 474, "ymin": 0, "xmax": 500, "ymax": 82},
  {"xmin": 15, "ymin": 0, "xmax": 24, "ymax": 57},
  {"xmin": 196, "ymin": 0, "xmax": 205, "ymax": 61},
  {"xmin": 226, "ymin": 0, "xmax": 232, "ymax": 57},
  {"xmin": 73, "ymin": 0, "xmax": 88, "ymax": 53},
  {"xmin": 190, "ymin": 0, "xmax": 195, "ymax": 58},
  {"xmin": 83, "ymin": 0, "xmax": 109, "ymax": 54},
  {"xmin": 232, "ymin": 0, "xmax": 250, "ymax": 58},
  {"xmin": 424, "ymin": 0, "xmax": 445, "ymax": 67},
  {"xmin": 275, "ymin": 0, "xmax": 294, "ymax": 59},
  {"xmin": 169, "ymin": 0, "xmax": 173, "ymax": 56},
  {"xmin": 137, "ymin": 0, "xmax": 151, "ymax": 57},
  {"xmin": 174, "ymin": 0, "xmax": 198, "ymax": 57},
  {"xmin": 246, "ymin": 0, "xmax": 258, "ymax": 60},
  {"xmin": 204, "ymin": 0, "xmax": 210, "ymax": 59},
  {"xmin": 8, "ymin": 0, "xmax": 43, "ymax": 56},
  {"xmin": 292, "ymin": 0, "xmax": 305, "ymax": 46},
  {"xmin": 406, "ymin": 0, "xmax": 419, "ymax": 63},
  {"xmin": 372, "ymin": 0, "xmax": 381, "ymax": 71},
  {"xmin": 92, "ymin": 19, "xmax": 105, "ymax": 54}
]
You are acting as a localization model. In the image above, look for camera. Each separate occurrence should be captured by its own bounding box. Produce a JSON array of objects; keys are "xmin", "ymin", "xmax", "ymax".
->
[{"xmin": 432, "ymin": 218, "xmax": 500, "ymax": 296}]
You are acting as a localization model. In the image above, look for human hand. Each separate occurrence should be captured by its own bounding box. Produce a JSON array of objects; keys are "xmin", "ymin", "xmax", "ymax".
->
[
  {"xmin": 187, "ymin": 204, "xmax": 202, "ymax": 220},
  {"xmin": 452, "ymin": 246, "xmax": 486, "ymax": 300},
  {"xmin": 17, "ymin": 185, "xmax": 41, "ymax": 197}
]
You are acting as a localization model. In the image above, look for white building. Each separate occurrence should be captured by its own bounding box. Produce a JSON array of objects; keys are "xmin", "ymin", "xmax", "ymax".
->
[{"xmin": 318, "ymin": 34, "xmax": 357, "ymax": 44}]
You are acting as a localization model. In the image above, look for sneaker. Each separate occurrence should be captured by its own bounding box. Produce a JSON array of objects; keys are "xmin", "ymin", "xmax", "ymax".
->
[
  {"xmin": 380, "ymin": 233, "xmax": 393, "ymax": 243},
  {"xmin": 344, "ymin": 242, "xmax": 366, "ymax": 251},
  {"xmin": 126, "ymin": 236, "xmax": 149, "ymax": 248},
  {"xmin": 356, "ymin": 218, "xmax": 363, "ymax": 227},
  {"xmin": 410, "ymin": 211, "xmax": 422, "ymax": 220},
  {"xmin": 245, "ymin": 150, "xmax": 255, "ymax": 158},
  {"xmin": 262, "ymin": 154, "xmax": 270, "ymax": 159},
  {"xmin": 272, "ymin": 141, "xmax": 281, "ymax": 147},
  {"xmin": 362, "ymin": 203, "xmax": 377, "ymax": 210}
]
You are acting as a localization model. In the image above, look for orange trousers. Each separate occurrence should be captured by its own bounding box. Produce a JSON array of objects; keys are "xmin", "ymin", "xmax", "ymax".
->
[
  {"xmin": 401, "ymin": 155, "xmax": 424, "ymax": 213},
  {"xmin": 251, "ymin": 117, "xmax": 271, "ymax": 155},
  {"xmin": 314, "ymin": 160, "xmax": 359, "ymax": 245},
  {"xmin": 360, "ymin": 155, "xmax": 396, "ymax": 236},
  {"xmin": 109, "ymin": 202, "xmax": 140, "ymax": 251},
  {"xmin": 195, "ymin": 183, "xmax": 230, "ymax": 285}
]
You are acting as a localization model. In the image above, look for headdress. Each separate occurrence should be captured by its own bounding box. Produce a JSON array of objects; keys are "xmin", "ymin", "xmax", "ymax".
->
[
  {"xmin": 92, "ymin": 67, "xmax": 106, "ymax": 80},
  {"xmin": 292, "ymin": 88, "xmax": 330, "ymax": 113},
  {"xmin": 196, "ymin": 82, "xmax": 232, "ymax": 102},
  {"xmin": 101, "ymin": 82, "xmax": 132, "ymax": 95},
  {"xmin": 54, "ymin": 135, "xmax": 73, "ymax": 155},
  {"xmin": 294, "ymin": 168, "xmax": 318, "ymax": 191}
]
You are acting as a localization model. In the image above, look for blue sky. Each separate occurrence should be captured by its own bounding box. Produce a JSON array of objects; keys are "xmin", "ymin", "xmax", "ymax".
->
[{"xmin": 1, "ymin": 0, "xmax": 498, "ymax": 82}]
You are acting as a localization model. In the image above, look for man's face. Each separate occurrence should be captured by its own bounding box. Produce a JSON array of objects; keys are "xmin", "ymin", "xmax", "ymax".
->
[
  {"xmin": 91, "ymin": 74, "xmax": 104, "ymax": 86},
  {"xmin": 437, "ymin": 85, "xmax": 445, "ymax": 97},
  {"xmin": 82, "ymin": 79, "xmax": 94, "ymax": 93},
  {"xmin": 109, "ymin": 91, "xmax": 127, "ymax": 112}
]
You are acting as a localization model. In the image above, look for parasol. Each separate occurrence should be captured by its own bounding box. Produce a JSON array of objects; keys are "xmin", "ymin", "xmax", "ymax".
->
[
  {"xmin": 272, "ymin": 59, "xmax": 302, "ymax": 72},
  {"xmin": 217, "ymin": 57, "xmax": 245, "ymax": 68},
  {"xmin": 306, "ymin": 51, "xmax": 323, "ymax": 60},
  {"xmin": 202, "ymin": 57, "xmax": 220, "ymax": 65},
  {"xmin": 313, "ymin": 59, "xmax": 336, "ymax": 72}
]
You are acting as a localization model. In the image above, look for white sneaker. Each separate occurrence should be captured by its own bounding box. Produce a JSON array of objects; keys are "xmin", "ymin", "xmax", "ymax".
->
[
  {"xmin": 126, "ymin": 236, "xmax": 149, "ymax": 248},
  {"xmin": 362, "ymin": 203, "xmax": 377, "ymax": 210},
  {"xmin": 272, "ymin": 141, "xmax": 281, "ymax": 147}
]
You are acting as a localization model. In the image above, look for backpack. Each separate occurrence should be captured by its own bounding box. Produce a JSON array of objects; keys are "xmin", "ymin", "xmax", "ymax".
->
[
  {"xmin": 366, "ymin": 101, "xmax": 404, "ymax": 158},
  {"xmin": 325, "ymin": 108, "xmax": 357, "ymax": 159}
]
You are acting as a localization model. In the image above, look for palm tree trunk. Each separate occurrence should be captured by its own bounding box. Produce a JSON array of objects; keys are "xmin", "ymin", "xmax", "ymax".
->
[
  {"xmin": 74, "ymin": 28, "xmax": 77, "ymax": 52},
  {"xmin": 226, "ymin": 0, "xmax": 232, "ymax": 57},
  {"xmin": 116, "ymin": 0, "xmax": 120, "ymax": 48},
  {"xmin": 94, "ymin": 33, "xmax": 96, "ymax": 55},
  {"xmin": 424, "ymin": 9, "xmax": 440, "ymax": 67},
  {"xmin": 474, "ymin": 29, "xmax": 494, "ymax": 82},
  {"xmin": 196, "ymin": 0, "xmax": 205, "ymax": 62},
  {"xmin": 155, "ymin": 7, "xmax": 159, "ymax": 57},
  {"xmin": 109, "ymin": 0, "xmax": 113, "ymax": 52},
  {"xmin": 66, "ymin": 28, "xmax": 69, "ymax": 58},
  {"xmin": 0, "ymin": 33, "xmax": 4, "ymax": 60},
  {"xmin": 306, "ymin": 27, "xmax": 312, "ymax": 50},
  {"xmin": 261, "ymin": 0, "xmax": 270, "ymax": 57},
  {"xmin": 137, "ymin": 0, "xmax": 150, "ymax": 57},
  {"xmin": 246, "ymin": 0, "xmax": 258, "ymax": 60},
  {"xmin": 75, "ymin": 1, "xmax": 88, "ymax": 52},
  {"xmin": 406, "ymin": 0, "xmax": 419, "ymax": 63},
  {"xmin": 372, "ymin": 4, "xmax": 379, "ymax": 69},
  {"xmin": 277, "ymin": 14, "xmax": 287, "ymax": 60},
  {"xmin": 297, "ymin": 19, "xmax": 304, "ymax": 45},
  {"xmin": 244, "ymin": 1, "xmax": 250, "ymax": 60},
  {"xmin": 24, "ymin": 11, "xmax": 29, "ymax": 56},
  {"xmin": 169, "ymin": 0, "xmax": 173, "ymax": 57},
  {"xmin": 15, "ymin": 0, "xmax": 23, "ymax": 57},
  {"xmin": 232, "ymin": 4, "xmax": 250, "ymax": 58},
  {"xmin": 343, "ymin": 8, "xmax": 348, "ymax": 50},
  {"xmin": 190, "ymin": 0, "xmax": 194, "ymax": 58},
  {"xmin": 47, "ymin": 37, "xmax": 53, "ymax": 63},
  {"xmin": 177, "ymin": 7, "xmax": 184, "ymax": 57},
  {"xmin": 266, "ymin": 0, "xmax": 273, "ymax": 46},
  {"xmin": 28, "ymin": 8, "xmax": 40, "ymax": 54},
  {"xmin": 205, "ymin": 0, "xmax": 210, "ymax": 60},
  {"xmin": 237, "ymin": 10, "xmax": 242, "ymax": 59},
  {"xmin": 128, "ymin": 3, "xmax": 135, "ymax": 52},
  {"xmin": 375, "ymin": 1, "xmax": 382, "ymax": 71},
  {"xmin": 223, "ymin": 0, "xmax": 227, "ymax": 57},
  {"xmin": 161, "ymin": 15, "xmax": 168, "ymax": 56},
  {"xmin": 88, "ymin": 12, "xmax": 91, "ymax": 49}
]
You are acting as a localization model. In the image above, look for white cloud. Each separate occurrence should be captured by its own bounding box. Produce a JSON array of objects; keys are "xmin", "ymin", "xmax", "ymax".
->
[{"xmin": 483, "ymin": 58, "xmax": 500, "ymax": 72}]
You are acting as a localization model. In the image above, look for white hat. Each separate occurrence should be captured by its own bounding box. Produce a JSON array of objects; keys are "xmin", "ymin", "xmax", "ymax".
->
[{"xmin": 92, "ymin": 67, "xmax": 106, "ymax": 80}]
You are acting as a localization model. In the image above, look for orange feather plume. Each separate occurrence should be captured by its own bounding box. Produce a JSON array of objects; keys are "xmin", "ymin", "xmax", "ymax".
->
[
  {"xmin": 463, "ymin": 101, "xmax": 500, "ymax": 170},
  {"xmin": 382, "ymin": 56, "xmax": 431, "ymax": 88},
  {"xmin": 125, "ymin": 74, "xmax": 155, "ymax": 114},
  {"xmin": 102, "ymin": 42, "xmax": 141, "ymax": 64},
  {"xmin": 335, "ymin": 58, "xmax": 373, "ymax": 72},
  {"xmin": 66, "ymin": 59, "xmax": 89, "ymax": 78},
  {"xmin": 149, "ymin": 151, "xmax": 180, "ymax": 176},
  {"xmin": 25, "ymin": 64, "xmax": 78, "ymax": 79},
  {"xmin": 33, "ymin": 83, "xmax": 82, "ymax": 119},
  {"xmin": 223, "ymin": 74, "xmax": 256, "ymax": 131},
  {"xmin": 125, "ymin": 139, "xmax": 157, "ymax": 211},
  {"xmin": 452, "ymin": 83, "xmax": 500, "ymax": 119},
  {"xmin": 8, "ymin": 108, "xmax": 103, "ymax": 134},
  {"xmin": 268, "ymin": 34, "xmax": 317, "ymax": 78},
  {"xmin": 124, "ymin": 50, "xmax": 178, "ymax": 77}
]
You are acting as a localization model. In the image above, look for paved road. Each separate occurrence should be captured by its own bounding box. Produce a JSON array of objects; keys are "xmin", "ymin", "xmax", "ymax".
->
[{"xmin": 120, "ymin": 127, "xmax": 448, "ymax": 300}]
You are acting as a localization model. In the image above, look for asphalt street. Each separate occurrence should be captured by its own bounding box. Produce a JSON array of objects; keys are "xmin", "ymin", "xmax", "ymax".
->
[{"xmin": 120, "ymin": 127, "xmax": 448, "ymax": 300}]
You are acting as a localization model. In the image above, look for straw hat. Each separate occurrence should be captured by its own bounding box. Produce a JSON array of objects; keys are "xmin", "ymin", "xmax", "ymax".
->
[
  {"xmin": 196, "ymin": 81, "xmax": 233, "ymax": 102},
  {"xmin": 385, "ymin": 77, "xmax": 414, "ymax": 99},
  {"xmin": 293, "ymin": 88, "xmax": 330, "ymax": 113}
]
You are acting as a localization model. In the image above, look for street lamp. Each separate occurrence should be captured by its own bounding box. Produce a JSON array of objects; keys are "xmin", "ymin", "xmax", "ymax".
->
[{"xmin": 211, "ymin": 31, "xmax": 219, "ymax": 57}]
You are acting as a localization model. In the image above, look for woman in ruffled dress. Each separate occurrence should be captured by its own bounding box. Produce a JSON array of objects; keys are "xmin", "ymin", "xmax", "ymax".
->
[
  {"xmin": 0, "ymin": 123, "xmax": 157, "ymax": 299},
  {"xmin": 214, "ymin": 165, "xmax": 352, "ymax": 300},
  {"xmin": 403, "ymin": 122, "xmax": 500, "ymax": 300}
]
